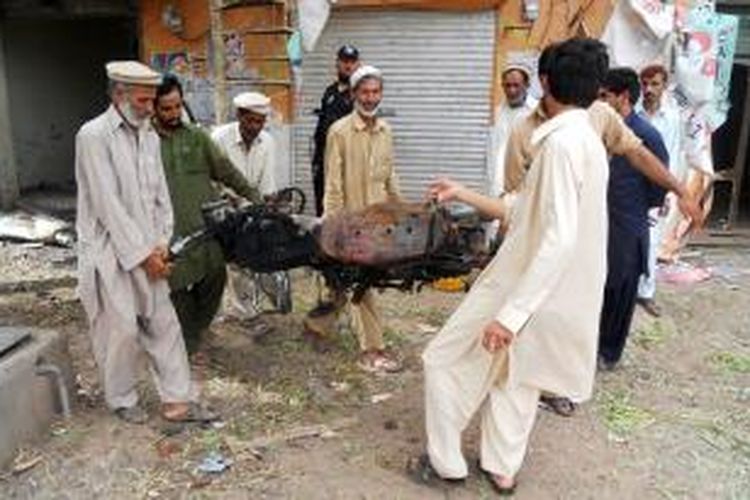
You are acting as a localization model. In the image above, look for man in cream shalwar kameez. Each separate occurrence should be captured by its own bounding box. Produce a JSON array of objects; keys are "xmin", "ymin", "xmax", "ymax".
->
[
  {"xmin": 76, "ymin": 61, "xmax": 193, "ymax": 422},
  {"xmin": 303, "ymin": 65, "xmax": 402, "ymax": 373},
  {"xmin": 420, "ymin": 39, "xmax": 610, "ymax": 489}
]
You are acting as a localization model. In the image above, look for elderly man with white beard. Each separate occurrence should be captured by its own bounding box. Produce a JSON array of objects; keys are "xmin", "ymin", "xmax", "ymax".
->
[
  {"xmin": 302, "ymin": 65, "xmax": 402, "ymax": 373},
  {"xmin": 75, "ymin": 61, "xmax": 214, "ymax": 424}
]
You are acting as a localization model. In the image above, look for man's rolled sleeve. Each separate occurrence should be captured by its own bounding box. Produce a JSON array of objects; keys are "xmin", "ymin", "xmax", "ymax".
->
[{"xmin": 495, "ymin": 303, "xmax": 531, "ymax": 335}]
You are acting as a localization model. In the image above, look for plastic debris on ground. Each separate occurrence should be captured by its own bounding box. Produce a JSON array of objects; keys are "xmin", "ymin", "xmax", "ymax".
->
[
  {"xmin": 370, "ymin": 393, "xmax": 393, "ymax": 404},
  {"xmin": 657, "ymin": 261, "xmax": 712, "ymax": 285},
  {"xmin": 196, "ymin": 451, "xmax": 233, "ymax": 474},
  {"xmin": 0, "ymin": 211, "xmax": 75, "ymax": 247}
]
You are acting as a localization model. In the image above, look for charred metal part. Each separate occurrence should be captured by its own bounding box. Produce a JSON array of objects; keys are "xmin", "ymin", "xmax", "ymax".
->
[{"xmin": 170, "ymin": 190, "xmax": 489, "ymax": 304}]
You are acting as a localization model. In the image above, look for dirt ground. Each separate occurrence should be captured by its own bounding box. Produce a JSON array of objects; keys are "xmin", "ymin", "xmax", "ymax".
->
[{"xmin": 0, "ymin": 243, "xmax": 749, "ymax": 500}]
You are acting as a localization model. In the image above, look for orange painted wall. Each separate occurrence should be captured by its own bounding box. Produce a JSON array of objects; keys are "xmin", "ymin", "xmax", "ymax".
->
[
  {"xmin": 335, "ymin": 0, "xmax": 501, "ymax": 10},
  {"xmin": 139, "ymin": 0, "xmax": 615, "ymax": 125},
  {"xmin": 139, "ymin": 0, "xmax": 292, "ymax": 122},
  {"xmin": 140, "ymin": 1, "xmax": 210, "ymax": 74}
]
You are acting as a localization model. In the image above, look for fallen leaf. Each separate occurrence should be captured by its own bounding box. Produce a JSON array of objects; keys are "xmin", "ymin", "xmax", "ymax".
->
[
  {"xmin": 155, "ymin": 440, "xmax": 182, "ymax": 459},
  {"xmin": 371, "ymin": 393, "xmax": 393, "ymax": 404},
  {"xmin": 190, "ymin": 475, "xmax": 213, "ymax": 489},
  {"xmin": 12, "ymin": 455, "xmax": 43, "ymax": 475}
]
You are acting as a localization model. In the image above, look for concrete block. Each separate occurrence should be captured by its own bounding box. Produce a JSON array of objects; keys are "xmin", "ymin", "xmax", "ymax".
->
[{"xmin": 0, "ymin": 326, "xmax": 72, "ymax": 468}]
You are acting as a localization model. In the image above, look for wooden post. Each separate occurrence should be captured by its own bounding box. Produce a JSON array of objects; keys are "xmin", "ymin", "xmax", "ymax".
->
[
  {"xmin": 210, "ymin": 0, "xmax": 228, "ymax": 125},
  {"xmin": 727, "ymin": 70, "xmax": 750, "ymax": 229},
  {"xmin": 0, "ymin": 25, "xmax": 19, "ymax": 210}
]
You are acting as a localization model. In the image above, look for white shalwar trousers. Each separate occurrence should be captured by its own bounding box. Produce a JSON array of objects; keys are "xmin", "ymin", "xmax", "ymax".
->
[
  {"xmin": 90, "ymin": 275, "xmax": 192, "ymax": 410},
  {"xmin": 424, "ymin": 352, "xmax": 541, "ymax": 479}
]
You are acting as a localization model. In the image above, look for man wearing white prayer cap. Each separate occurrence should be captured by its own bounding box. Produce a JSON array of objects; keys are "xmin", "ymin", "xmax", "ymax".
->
[
  {"xmin": 75, "ymin": 60, "xmax": 215, "ymax": 424},
  {"xmin": 212, "ymin": 92, "xmax": 278, "ymax": 319},
  {"xmin": 212, "ymin": 91, "xmax": 277, "ymax": 196},
  {"xmin": 302, "ymin": 64, "xmax": 403, "ymax": 373}
]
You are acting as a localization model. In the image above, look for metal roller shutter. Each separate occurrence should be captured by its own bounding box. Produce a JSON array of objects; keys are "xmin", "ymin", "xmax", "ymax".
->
[{"xmin": 292, "ymin": 9, "xmax": 495, "ymax": 207}]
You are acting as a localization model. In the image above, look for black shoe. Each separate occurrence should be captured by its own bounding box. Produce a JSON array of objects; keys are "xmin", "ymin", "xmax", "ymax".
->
[
  {"xmin": 597, "ymin": 356, "xmax": 617, "ymax": 372},
  {"xmin": 636, "ymin": 298, "xmax": 661, "ymax": 318},
  {"xmin": 114, "ymin": 405, "xmax": 148, "ymax": 424},
  {"xmin": 478, "ymin": 463, "xmax": 517, "ymax": 496},
  {"xmin": 539, "ymin": 395, "xmax": 576, "ymax": 417},
  {"xmin": 406, "ymin": 454, "xmax": 465, "ymax": 489}
]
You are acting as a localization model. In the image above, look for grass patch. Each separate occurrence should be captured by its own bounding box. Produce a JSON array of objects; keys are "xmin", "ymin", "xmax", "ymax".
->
[
  {"xmin": 598, "ymin": 390, "xmax": 655, "ymax": 438},
  {"xmin": 417, "ymin": 306, "xmax": 450, "ymax": 326},
  {"xmin": 633, "ymin": 319, "xmax": 671, "ymax": 349},
  {"xmin": 383, "ymin": 326, "xmax": 410, "ymax": 349},
  {"xmin": 196, "ymin": 428, "xmax": 224, "ymax": 453},
  {"xmin": 708, "ymin": 352, "xmax": 750, "ymax": 374}
]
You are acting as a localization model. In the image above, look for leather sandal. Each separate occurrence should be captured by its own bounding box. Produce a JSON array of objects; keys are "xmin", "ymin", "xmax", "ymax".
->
[
  {"xmin": 162, "ymin": 402, "xmax": 219, "ymax": 423},
  {"xmin": 114, "ymin": 406, "xmax": 148, "ymax": 424},
  {"xmin": 478, "ymin": 461, "xmax": 516, "ymax": 496},
  {"xmin": 407, "ymin": 453, "xmax": 465, "ymax": 488},
  {"xmin": 539, "ymin": 395, "xmax": 576, "ymax": 417}
]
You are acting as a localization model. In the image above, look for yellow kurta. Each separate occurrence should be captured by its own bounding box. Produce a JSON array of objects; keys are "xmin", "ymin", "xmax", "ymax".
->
[
  {"xmin": 504, "ymin": 100, "xmax": 641, "ymax": 193},
  {"xmin": 323, "ymin": 112, "xmax": 400, "ymax": 214},
  {"xmin": 307, "ymin": 111, "xmax": 400, "ymax": 352},
  {"xmin": 423, "ymin": 109, "xmax": 609, "ymax": 478}
]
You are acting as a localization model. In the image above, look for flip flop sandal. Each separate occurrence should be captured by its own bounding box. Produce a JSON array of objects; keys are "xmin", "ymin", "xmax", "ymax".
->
[
  {"xmin": 163, "ymin": 402, "xmax": 219, "ymax": 423},
  {"xmin": 539, "ymin": 396, "xmax": 576, "ymax": 417},
  {"xmin": 406, "ymin": 453, "xmax": 465, "ymax": 489},
  {"xmin": 478, "ymin": 463, "xmax": 517, "ymax": 496},
  {"xmin": 114, "ymin": 406, "xmax": 148, "ymax": 424}
]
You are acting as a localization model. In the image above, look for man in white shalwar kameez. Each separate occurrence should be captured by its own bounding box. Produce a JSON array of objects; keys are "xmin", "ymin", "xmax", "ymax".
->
[
  {"xmin": 76, "ymin": 61, "xmax": 210, "ymax": 424},
  {"xmin": 414, "ymin": 39, "xmax": 611, "ymax": 494},
  {"xmin": 487, "ymin": 64, "xmax": 538, "ymax": 199}
]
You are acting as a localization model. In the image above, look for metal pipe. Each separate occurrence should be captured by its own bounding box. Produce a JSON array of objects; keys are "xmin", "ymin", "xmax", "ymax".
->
[{"xmin": 35, "ymin": 359, "xmax": 71, "ymax": 419}]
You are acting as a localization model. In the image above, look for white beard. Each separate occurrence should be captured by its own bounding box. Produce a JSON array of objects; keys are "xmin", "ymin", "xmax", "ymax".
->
[
  {"xmin": 355, "ymin": 101, "xmax": 380, "ymax": 118},
  {"xmin": 118, "ymin": 102, "xmax": 149, "ymax": 129}
]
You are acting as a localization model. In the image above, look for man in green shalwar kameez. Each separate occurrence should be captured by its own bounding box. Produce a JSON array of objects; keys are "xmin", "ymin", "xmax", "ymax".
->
[{"xmin": 153, "ymin": 75, "xmax": 260, "ymax": 354}]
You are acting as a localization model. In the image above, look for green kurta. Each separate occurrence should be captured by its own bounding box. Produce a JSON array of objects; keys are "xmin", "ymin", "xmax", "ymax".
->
[{"xmin": 159, "ymin": 123, "xmax": 260, "ymax": 291}]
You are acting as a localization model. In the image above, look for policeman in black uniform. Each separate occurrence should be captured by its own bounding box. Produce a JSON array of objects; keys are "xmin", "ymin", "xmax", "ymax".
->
[{"xmin": 311, "ymin": 44, "xmax": 360, "ymax": 216}]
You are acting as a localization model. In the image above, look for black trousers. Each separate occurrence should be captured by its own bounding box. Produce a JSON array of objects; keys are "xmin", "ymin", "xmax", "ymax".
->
[
  {"xmin": 598, "ymin": 225, "xmax": 648, "ymax": 364},
  {"xmin": 170, "ymin": 265, "xmax": 227, "ymax": 354},
  {"xmin": 598, "ymin": 272, "xmax": 640, "ymax": 364},
  {"xmin": 312, "ymin": 164, "xmax": 325, "ymax": 217}
]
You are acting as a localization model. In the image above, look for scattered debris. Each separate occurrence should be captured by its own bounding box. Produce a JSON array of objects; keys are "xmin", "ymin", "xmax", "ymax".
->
[
  {"xmin": 189, "ymin": 475, "xmax": 213, "ymax": 489},
  {"xmin": 252, "ymin": 386, "xmax": 284, "ymax": 405},
  {"xmin": 50, "ymin": 425, "xmax": 68, "ymax": 437},
  {"xmin": 330, "ymin": 381, "xmax": 351, "ymax": 393},
  {"xmin": 416, "ymin": 322, "xmax": 438, "ymax": 334},
  {"xmin": 710, "ymin": 263, "xmax": 749, "ymax": 289},
  {"xmin": 155, "ymin": 439, "xmax": 182, "ymax": 459},
  {"xmin": 0, "ymin": 276, "xmax": 77, "ymax": 295},
  {"xmin": 205, "ymin": 377, "xmax": 250, "ymax": 400},
  {"xmin": 383, "ymin": 419, "xmax": 399, "ymax": 431},
  {"xmin": 243, "ymin": 417, "xmax": 356, "ymax": 451},
  {"xmin": 431, "ymin": 277, "xmax": 466, "ymax": 293},
  {"xmin": 196, "ymin": 451, "xmax": 233, "ymax": 474},
  {"xmin": 370, "ymin": 393, "xmax": 393, "ymax": 404},
  {"xmin": 0, "ymin": 211, "xmax": 75, "ymax": 247},
  {"xmin": 11, "ymin": 451, "xmax": 43, "ymax": 475},
  {"xmin": 657, "ymin": 261, "xmax": 712, "ymax": 285}
]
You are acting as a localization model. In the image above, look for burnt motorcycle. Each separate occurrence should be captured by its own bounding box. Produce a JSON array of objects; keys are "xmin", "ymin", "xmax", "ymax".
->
[{"xmin": 169, "ymin": 188, "xmax": 489, "ymax": 308}]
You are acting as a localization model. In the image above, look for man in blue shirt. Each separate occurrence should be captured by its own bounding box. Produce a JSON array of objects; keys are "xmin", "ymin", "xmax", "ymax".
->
[{"xmin": 598, "ymin": 68, "xmax": 669, "ymax": 370}]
